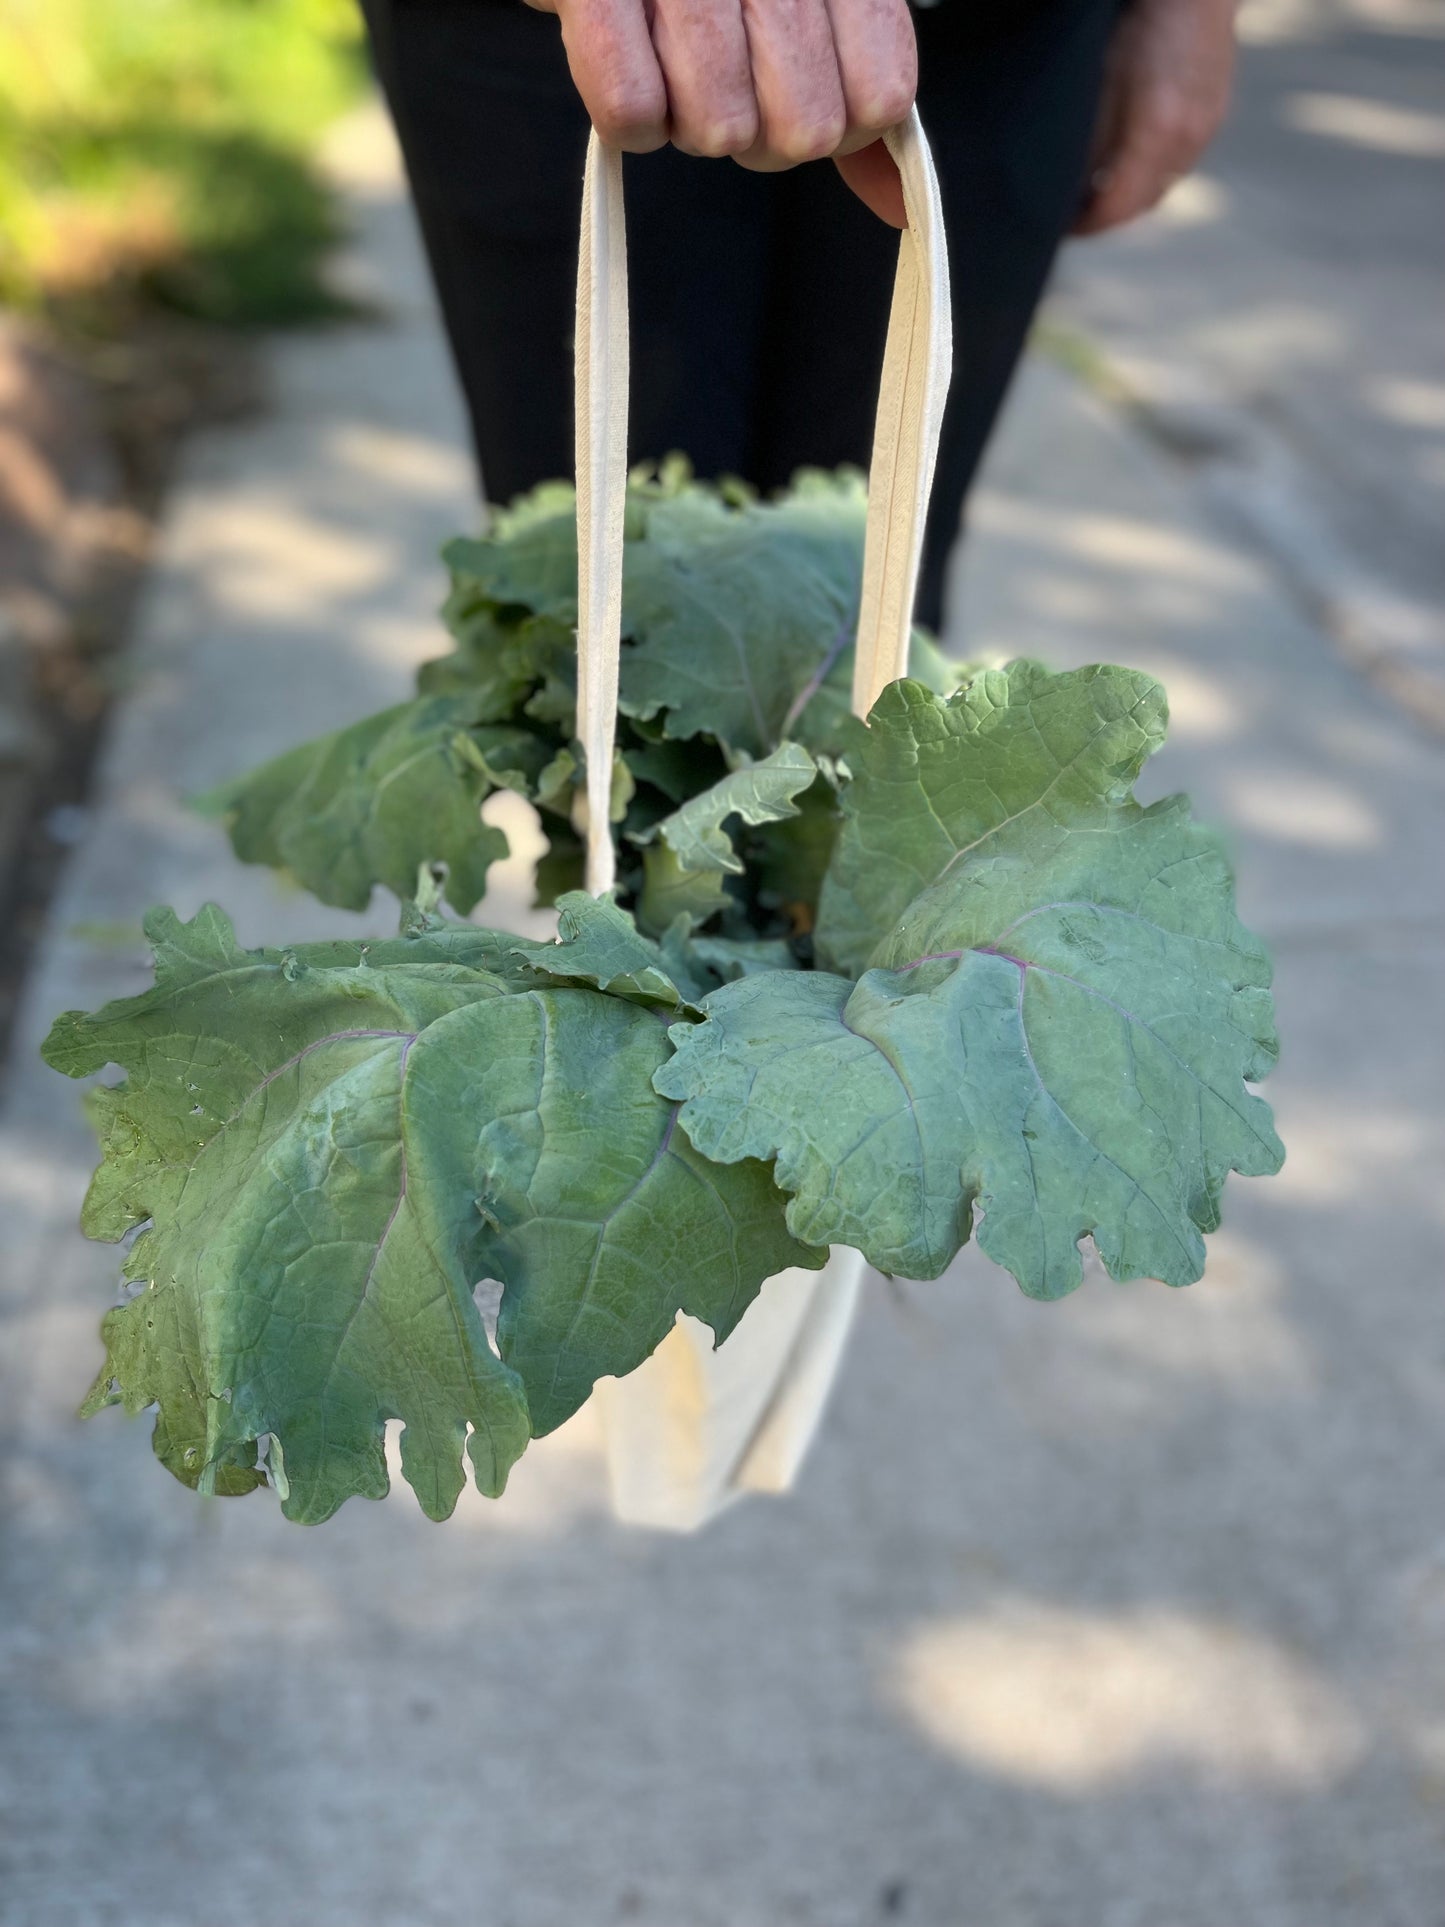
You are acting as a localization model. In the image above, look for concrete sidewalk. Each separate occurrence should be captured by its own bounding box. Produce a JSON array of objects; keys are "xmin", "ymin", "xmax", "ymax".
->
[
  {"xmin": 1049, "ymin": 0, "xmax": 1445, "ymax": 726},
  {"xmin": 2, "ymin": 103, "xmax": 1443, "ymax": 1927}
]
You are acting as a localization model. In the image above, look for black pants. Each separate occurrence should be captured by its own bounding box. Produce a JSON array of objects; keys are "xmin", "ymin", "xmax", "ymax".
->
[{"xmin": 360, "ymin": 0, "xmax": 1117, "ymax": 629}]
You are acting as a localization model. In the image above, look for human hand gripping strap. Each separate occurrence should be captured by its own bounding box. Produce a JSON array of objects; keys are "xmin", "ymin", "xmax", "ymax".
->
[{"xmin": 573, "ymin": 114, "xmax": 953, "ymax": 896}]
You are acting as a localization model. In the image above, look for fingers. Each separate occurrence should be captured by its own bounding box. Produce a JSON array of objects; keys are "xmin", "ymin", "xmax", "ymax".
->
[
  {"xmin": 1072, "ymin": 0, "xmax": 1236, "ymax": 237},
  {"xmin": 555, "ymin": 0, "xmax": 669, "ymax": 152},
  {"xmin": 730, "ymin": 0, "xmax": 916, "ymax": 173},
  {"xmin": 652, "ymin": 0, "xmax": 757, "ymax": 156},
  {"xmin": 554, "ymin": 0, "xmax": 917, "ymax": 225},
  {"xmin": 1072, "ymin": 76, "xmax": 1222, "ymax": 235},
  {"xmin": 827, "ymin": 0, "xmax": 917, "ymax": 153},
  {"xmin": 733, "ymin": 0, "xmax": 847, "ymax": 170}
]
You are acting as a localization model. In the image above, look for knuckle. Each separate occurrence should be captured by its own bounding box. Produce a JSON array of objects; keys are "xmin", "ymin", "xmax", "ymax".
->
[
  {"xmin": 691, "ymin": 113, "xmax": 759, "ymax": 158},
  {"xmin": 1148, "ymin": 86, "xmax": 1213, "ymax": 156},
  {"xmin": 775, "ymin": 111, "xmax": 847, "ymax": 164},
  {"xmin": 591, "ymin": 81, "xmax": 665, "ymax": 147},
  {"xmin": 857, "ymin": 79, "xmax": 916, "ymax": 132}
]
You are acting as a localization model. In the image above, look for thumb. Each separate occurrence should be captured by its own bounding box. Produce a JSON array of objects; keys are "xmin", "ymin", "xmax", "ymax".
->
[{"xmin": 834, "ymin": 140, "xmax": 907, "ymax": 227}]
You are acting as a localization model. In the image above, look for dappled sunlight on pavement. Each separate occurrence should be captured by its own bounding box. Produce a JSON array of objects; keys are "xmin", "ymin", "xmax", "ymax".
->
[
  {"xmin": 891, "ymin": 1602, "xmax": 1364, "ymax": 1789},
  {"xmin": 1050, "ymin": 0, "xmax": 1445, "ymax": 727}
]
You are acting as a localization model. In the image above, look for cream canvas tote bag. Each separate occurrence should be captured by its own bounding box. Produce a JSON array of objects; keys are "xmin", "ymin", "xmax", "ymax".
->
[{"xmin": 568, "ymin": 112, "xmax": 952, "ymax": 1530}]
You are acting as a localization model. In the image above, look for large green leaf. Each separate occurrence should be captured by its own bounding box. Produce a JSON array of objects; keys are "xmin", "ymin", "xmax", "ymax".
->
[
  {"xmin": 45, "ymin": 903, "xmax": 817, "ymax": 1515},
  {"xmin": 815, "ymin": 662, "xmax": 1171, "ymax": 977},
  {"xmin": 614, "ymin": 478, "xmax": 865, "ymax": 756},
  {"xmin": 44, "ymin": 906, "xmax": 536, "ymax": 1522},
  {"xmin": 201, "ymin": 695, "xmax": 548, "ymax": 916},
  {"xmin": 444, "ymin": 471, "xmax": 963, "ymax": 761},
  {"xmin": 408, "ymin": 987, "xmax": 823, "ymax": 1437},
  {"xmin": 656, "ymin": 665, "xmax": 1284, "ymax": 1295}
]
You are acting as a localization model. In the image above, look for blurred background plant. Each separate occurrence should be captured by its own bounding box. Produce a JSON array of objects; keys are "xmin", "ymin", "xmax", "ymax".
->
[
  {"xmin": 0, "ymin": 0, "xmax": 366, "ymax": 334},
  {"xmin": 0, "ymin": 0, "xmax": 368, "ymax": 1056}
]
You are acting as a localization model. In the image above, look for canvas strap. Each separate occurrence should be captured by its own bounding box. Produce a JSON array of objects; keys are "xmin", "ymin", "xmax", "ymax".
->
[{"xmin": 574, "ymin": 112, "xmax": 952, "ymax": 896}]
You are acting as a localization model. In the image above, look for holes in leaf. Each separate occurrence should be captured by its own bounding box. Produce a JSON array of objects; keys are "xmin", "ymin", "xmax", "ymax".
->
[
  {"xmin": 472, "ymin": 1277, "xmax": 504, "ymax": 1348},
  {"xmin": 256, "ymin": 1433, "xmax": 290, "ymax": 1502}
]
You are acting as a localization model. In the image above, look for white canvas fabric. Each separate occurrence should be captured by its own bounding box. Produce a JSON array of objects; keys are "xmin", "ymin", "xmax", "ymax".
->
[
  {"xmin": 573, "ymin": 138, "xmax": 628, "ymax": 898},
  {"xmin": 572, "ymin": 112, "xmax": 952, "ymax": 1530},
  {"xmin": 593, "ymin": 1248, "xmax": 869, "ymax": 1532}
]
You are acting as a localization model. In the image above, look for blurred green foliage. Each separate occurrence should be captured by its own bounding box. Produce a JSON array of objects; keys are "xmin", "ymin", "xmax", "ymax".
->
[{"xmin": 0, "ymin": 0, "xmax": 367, "ymax": 329}]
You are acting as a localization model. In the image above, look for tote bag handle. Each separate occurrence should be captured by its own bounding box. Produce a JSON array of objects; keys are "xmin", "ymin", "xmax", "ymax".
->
[{"xmin": 574, "ymin": 111, "xmax": 952, "ymax": 896}]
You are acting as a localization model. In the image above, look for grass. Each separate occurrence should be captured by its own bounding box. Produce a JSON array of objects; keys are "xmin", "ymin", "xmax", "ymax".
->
[{"xmin": 0, "ymin": 0, "xmax": 367, "ymax": 331}]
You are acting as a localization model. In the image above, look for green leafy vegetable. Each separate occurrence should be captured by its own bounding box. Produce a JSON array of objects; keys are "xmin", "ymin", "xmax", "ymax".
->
[
  {"xmin": 409, "ymin": 984, "xmax": 822, "ymax": 1436},
  {"xmin": 516, "ymin": 892, "xmax": 798, "ymax": 1014},
  {"xmin": 657, "ymin": 664, "xmax": 1284, "ymax": 1294},
  {"xmin": 207, "ymin": 471, "xmax": 966, "ymax": 936},
  {"xmin": 198, "ymin": 695, "xmax": 543, "ymax": 915},
  {"xmin": 45, "ymin": 472, "xmax": 1284, "ymax": 1524},
  {"xmin": 45, "ymin": 907, "xmax": 535, "ymax": 1521},
  {"xmin": 445, "ymin": 471, "xmax": 870, "ymax": 758},
  {"xmin": 44, "ymin": 903, "xmax": 817, "ymax": 1517},
  {"xmin": 633, "ymin": 742, "xmax": 816, "ymax": 935},
  {"xmin": 636, "ymin": 742, "xmax": 817, "ymax": 877},
  {"xmin": 519, "ymin": 891, "xmax": 709, "ymax": 1009},
  {"xmin": 814, "ymin": 662, "xmax": 1167, "ymax": 976}
]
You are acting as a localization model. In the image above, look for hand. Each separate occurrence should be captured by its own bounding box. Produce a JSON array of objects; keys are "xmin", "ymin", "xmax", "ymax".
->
[
  {"xmin": 523, "ymin": 0, "xmax": 916, "ymax": 226},
  {"xmin": 1073, "ymin": 0, "xmax": 1237, "ymax": 237}
]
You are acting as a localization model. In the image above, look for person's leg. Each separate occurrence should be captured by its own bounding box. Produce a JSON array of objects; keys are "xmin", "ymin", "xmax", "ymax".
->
[
  {"xmin": 621, "ymin": 149, "xmax": 773, "ymax": 479},
  {"xmin": 746, "ymin": 165, "xmax": 897, "ymax": 492},
  {"xmin": 359, "ymin": 0, "xmax": 776, "ymax": 497},
  {"xmin": 912, "ymin": 0, "xmax": 1121, "ymax": 628},
  {"xmin": 361, "ymin": 0, "xmax": 1118, "ymax": 622},
  {"xmin": 358, "ymin": 0, "xmax": 587, "ymax": 500},
  {"xmin": 753, "ymin": 0, "xmax": 1119, "ymax": 630}
]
